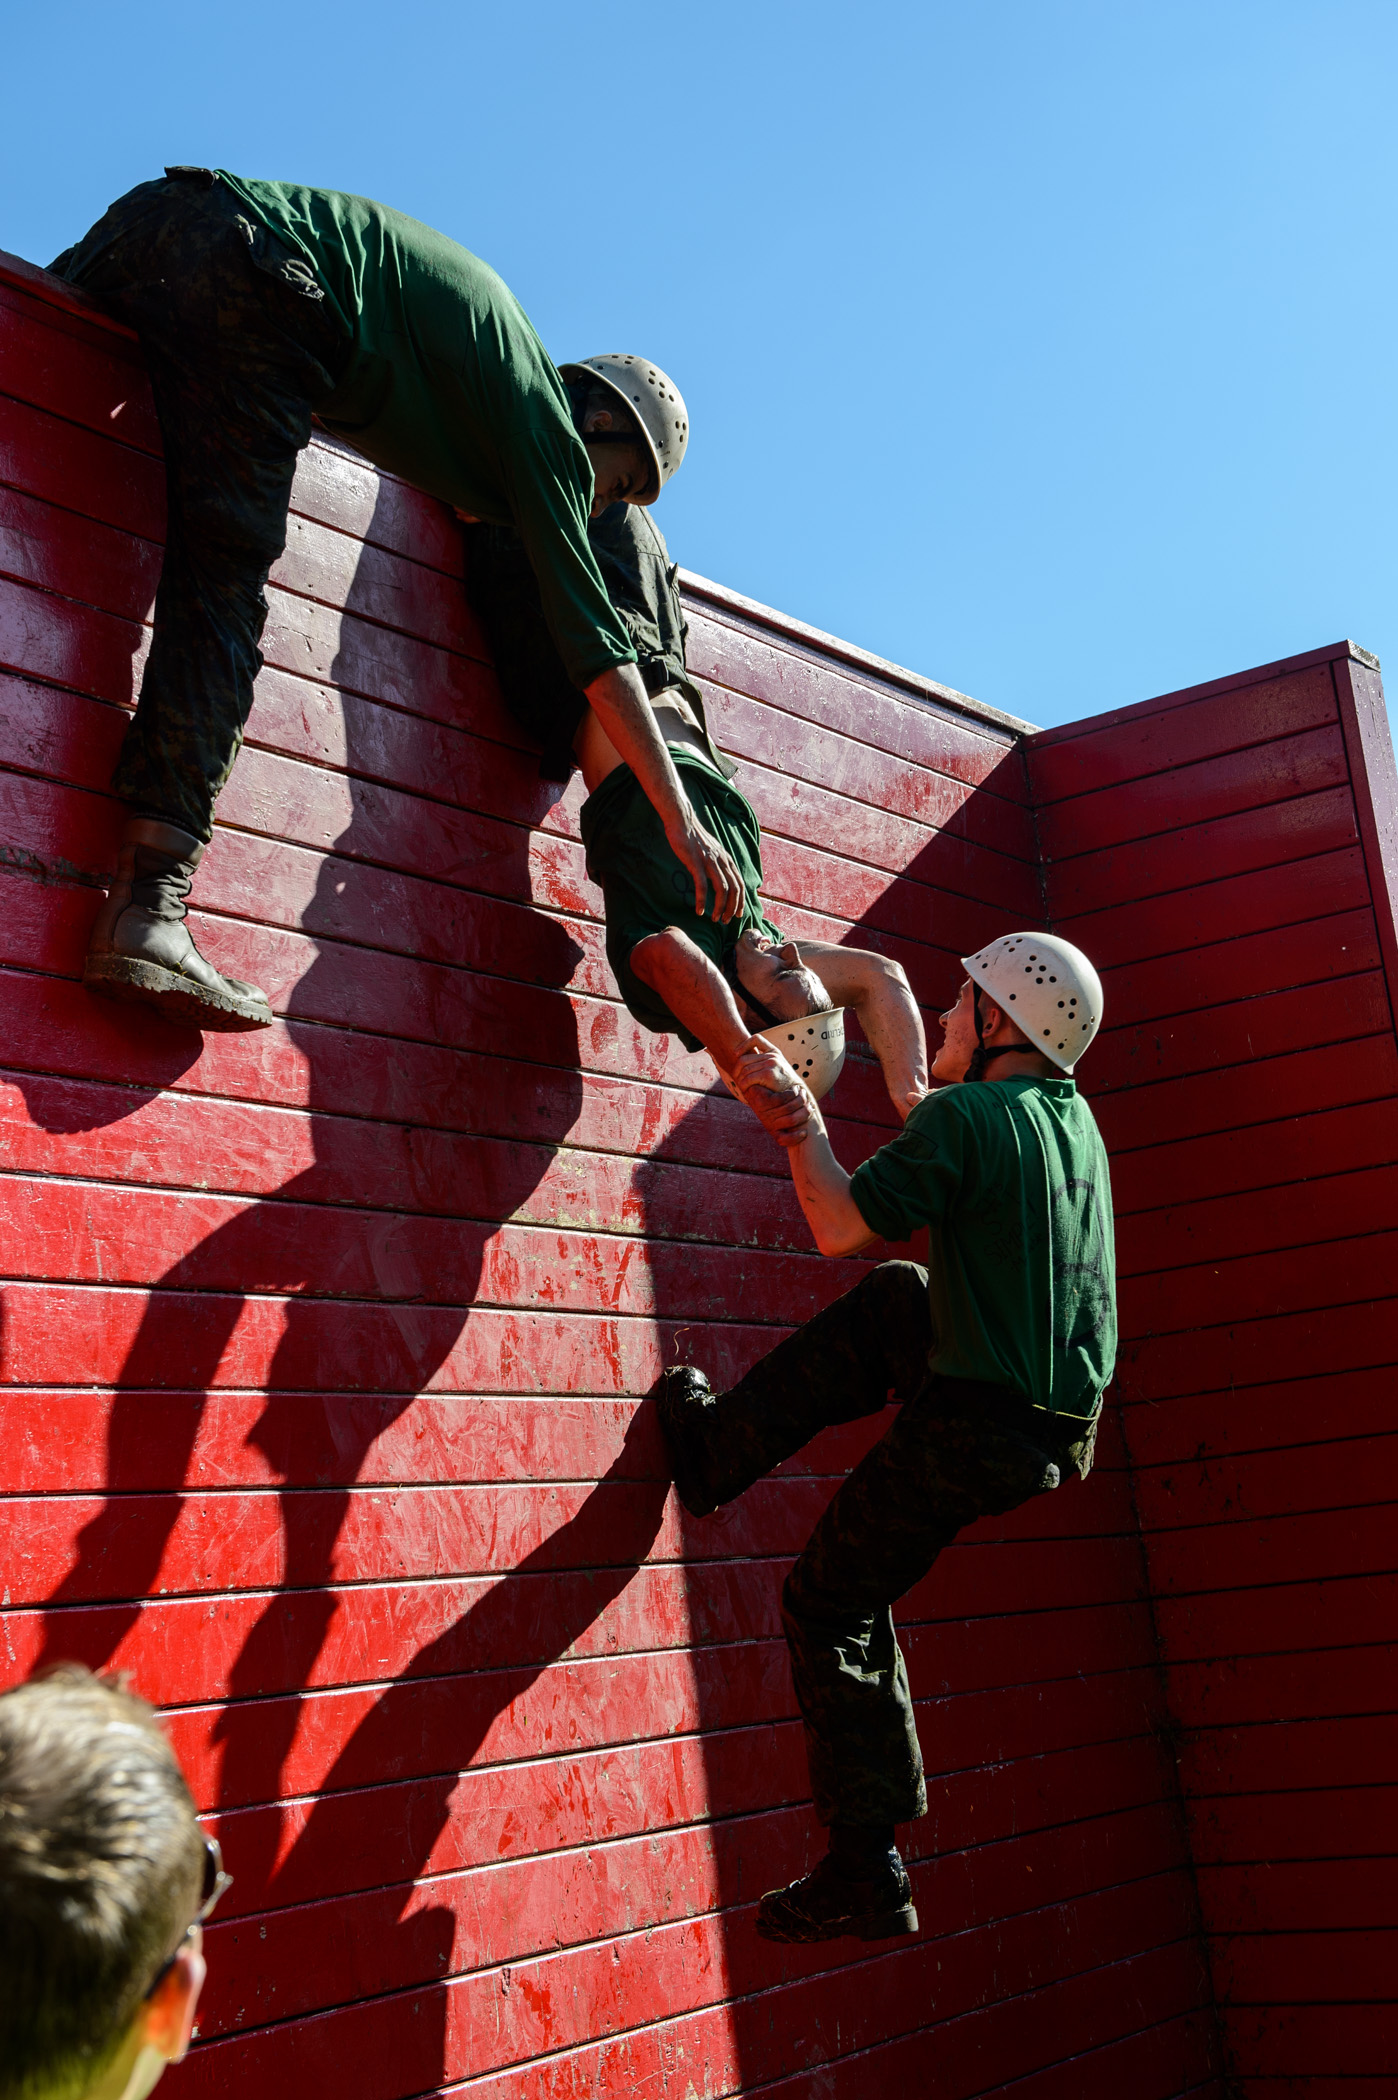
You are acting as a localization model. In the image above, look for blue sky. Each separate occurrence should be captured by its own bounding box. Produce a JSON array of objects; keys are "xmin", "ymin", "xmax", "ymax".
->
[{"xmin": 4, "ymin": 1, "xmax": 1395, "ymax": 730}]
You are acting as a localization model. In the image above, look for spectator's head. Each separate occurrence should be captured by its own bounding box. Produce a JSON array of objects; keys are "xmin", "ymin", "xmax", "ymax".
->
[{"xmin": 0, "ymin": 1667, "xmax": 224, "ymax": 2100}]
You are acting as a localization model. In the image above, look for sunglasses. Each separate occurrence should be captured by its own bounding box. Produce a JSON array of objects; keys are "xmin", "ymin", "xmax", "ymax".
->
[{"xmin": 144, "ymin": 1834, "xmax": 233, "ymax": 1999}]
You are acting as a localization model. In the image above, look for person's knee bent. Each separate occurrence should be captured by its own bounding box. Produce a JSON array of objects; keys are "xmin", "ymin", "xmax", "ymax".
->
[
  {"xmin": 630, "ymin": 926, "xmax": 691, "ymax": 989},
  {"xmin": 846, "ymin": 1259, "xmax": 929, "ymax": 1349}
]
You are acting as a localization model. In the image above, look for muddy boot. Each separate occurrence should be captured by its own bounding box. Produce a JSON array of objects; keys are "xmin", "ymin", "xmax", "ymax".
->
[
  {"xmin": 653, "ymin": 1365, "xmax": 725, "ymax": 1517},
  {"xmin": 84, "ymin": 817, "xmax": 273, "ymax": 1030},
  {"xmin": 756, "ymin": 1841, "xmax": 918, "ymax": 1945}
]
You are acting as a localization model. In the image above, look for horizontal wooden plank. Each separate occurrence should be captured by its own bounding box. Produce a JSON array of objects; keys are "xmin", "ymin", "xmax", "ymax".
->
[
  {"xmin": 0, "ymin": 894, "xmax": 909, "ymax": 1140},
  {"xmin": 1039, "ymin": 725, "xmax": 1350, "ymax": 865},
  {"xmin": 2, "ymin": 1463, "xmax": 1134, "ymax": 1609},
  {"xmin": 1141, "ymin": 1503, "xmax": 1398, "ymax": 1598},
  {"xmin": 1100, "ymin": 907, "xmax": 1379, "ymax": 1035},
  {"xmin": 173, "ymin": 1870, "xmax": 1199, "ymax": 2095},
  {"xmin": 0, "ymin": 386, "xmax": 163, "ymax": 537},
  {"xmin": 1182, "ymin": 1784, "xmax": 1398, "ymax": 1865},
  {"xmin": 1134, "ymin": 1436, "xmax": 1398, "ymax": 1534},
  {"xmin": 758, "ymin": 827, "xmax": 1023, "ymax": 954},
  {"xmin": 740, "ymin": 1969, "xmax": 1218, "ymax": 2100},
  {"xmin": 1156, "ymin": 1573, "xmax": 1398, "ymax": 1668},
  {"xmin": 1119, "ymin": 1165, "xmax": 1398, "ymax": 1282},
  {"xmin": 0, "ymin": 526, "xmax": 493, "ymax": 736},
  {"xmin": 0, "ymin": 415, "xmax": 475, "ymax": 662},
  {"xmin": 0, "ymin": 533, "xmax": 1031, "ymax": 912},
  {"xmin": 214, "ymin": 1723, "xmax": 808, "ymax": 1919},
  {"xmin": 0, "ymin": 784, "xmax": 965, "ymax": 1048},
  {"xmin": 1068, "ymin": 844, "xmax": 1369, "ymax": 973},
  {"xmin": 987, "ymin": 2010, "xmax": 1221, "ymax": 2100},
  {"xmin": 0, "ymin": 1388, "xmax": 895, "ymax": 1495},
  {"xmin": 686, "ymin": 608, "xmax": 1028, "ymax": 798},
  {"xmin": 1177, "ymin": 1714, "xmax": 1398, "ymax": 1798},
  {"xmin": 0, "ymin": 566, "xmax": 148, "ymax": 708},
  {"xmin": 1027, "ymin": 664, "xmax": 1337, "ymax": 806},
  {"xmin": 1121, "ymin": 1365, "xmax": 1398, "ymax": 1469},
  {"xmin": 0, "ymin": 964, "xmax": 867, "ymax": 1176},
  {"xmin": 0, "ymin": 527, "xmax": 1031, "ymax": 893},
  {"xmin": 1215, "ymin": 1925, "xmax": 1398, "ymax": 2006},
  {"xmin": 1120, "ymin": 1228, "xmax": 1398, "ymax": 1340},
  {"xmin": 0, "ymin": 281, "xmax": 157, "ymax": 448},
  {"xmin": 1164, "ymin": 1644, "xmax": 1398, "ymax": 1732},
  {"xmin": 1198, "ymin": 1858, "xmax": 1398, "ymax": 1934},
  {"xmin": 1088, "ymin": 968, "xmax": 1390, "ymax": 1102},
  {"xmin": 1110, "ymin": 1097, "xmax": 1398, "ymax": 1217},
  {"xmin": 1221, "ymin": 2004, "xmax": 1396, "ymax": 2077},
  {"xmin": 2, "ymin": 684, "xmax": 1017, "ymax": 970},
  {"xmin": 1049, "ymin": 782, "xmax": 1358, "ymax": 921},
  {"xmin": 0, "ymin": 1281, "xmax": 777, "ymax": 1391},
  {"xmin": 1027, "ymin": 639, "xmax": 1355, "ymax": 745},
  {"xmin": 702, "ymin": 678, "xmax": 1036, "ymax": 858},
  {"xmin": 154, "ymin": 1659, "xmax": 1165, "ymax": 1820},
  {"xmin": 1091, "ymin": 1031, "xmax": 1398, "ymax": 1159},
  {"xmin": 0, "ymin": 1076, "xmax": 827, "ymax": 1225},
  {"xmin": 184, "ymin": 1881, "xmax": 1200, "ymax": 2091},
  {"xmin": 192, "ymin": 1800, "xmax": 1190, "ymax": 2044},
  {"xmin": 200, "ymin": 1726, "xmax": 1177, "ymax": 1928},
  {"xmin": 0, "ymin": 1168, "xmax": 847, "ymax": 1294},
  {"xmin": 13, "ymin": 1555, "xmax": 1153, "ymax": 1709},
  {"xmin": 437, "ymin": 1941, "xmax": 1216, "ymax": 2099}
]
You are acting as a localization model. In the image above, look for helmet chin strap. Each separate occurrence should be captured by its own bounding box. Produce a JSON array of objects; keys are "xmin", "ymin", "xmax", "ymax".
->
[{"xmin": 964, "ymin": 984, "xmax": 1024, "ymax": 1083}]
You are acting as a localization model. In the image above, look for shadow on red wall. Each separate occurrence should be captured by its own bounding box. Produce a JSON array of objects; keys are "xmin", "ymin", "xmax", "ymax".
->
[{"xmin": 25, "ymin": 486, "xmax": 632, "ymax": 2089}]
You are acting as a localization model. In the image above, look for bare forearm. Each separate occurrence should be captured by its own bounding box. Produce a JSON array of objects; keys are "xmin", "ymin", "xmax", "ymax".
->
[
  {"xmin": 789, "ymin": 1112, "xmax": 878, "ymax": 1256},
  {"xmin": 856, "ymin": 971, "xmax": 929, "ymax": 1114},
  {"xmin": 798, "ymin": 941, "xmax": 928, "ymax": 1117}
]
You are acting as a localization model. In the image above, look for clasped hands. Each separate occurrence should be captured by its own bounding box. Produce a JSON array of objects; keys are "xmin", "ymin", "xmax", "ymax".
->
[{"xmin": 721, "ymin": 1041, "xmax": 821, "ymax": 1149}]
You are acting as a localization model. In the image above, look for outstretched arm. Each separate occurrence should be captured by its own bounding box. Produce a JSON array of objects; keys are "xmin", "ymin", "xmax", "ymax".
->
[
  {"xmin": 630, "ymin": 927, "xmax": 813, "ymax": 1144},
  {"xmin": 584, "ymin": 666, "xmax": 742, "ymax": 923},
  {"xmin": 731, "ymin": 1046, "xmax": 877, "ymax": 1255},
  {"xmin": 797, "ymin": 939, "xmax": 928, "ymax": 1119}
]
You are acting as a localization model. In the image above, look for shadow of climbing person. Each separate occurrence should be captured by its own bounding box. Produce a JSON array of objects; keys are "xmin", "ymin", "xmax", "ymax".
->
[
  {"xmin": 189, "ymin": 1411, "xmax": 670, "ymax": 2083},
  {"xmin": 33, "ymin": 467, "xmax": 586, "ymax": 1920}
]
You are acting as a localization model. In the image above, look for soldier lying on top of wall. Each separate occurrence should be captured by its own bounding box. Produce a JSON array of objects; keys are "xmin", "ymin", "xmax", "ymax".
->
[
  {"xmin": 657, "ymin": 934, "xmax": 1118, "ymax": 1945},
  {"xmin": 52, "ymin": 167, "xmax": 743, "ymax": 1033},
  {"xmin": 469, "ymin": 502, "xmax": 929, "ymax": 1141}
]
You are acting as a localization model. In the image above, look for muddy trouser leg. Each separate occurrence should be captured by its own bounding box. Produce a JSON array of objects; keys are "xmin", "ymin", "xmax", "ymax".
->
[
  {"xmin": 701, "ymin": 1260, "xmax": 933, "ymax": 1506},
  {"xmin": 54, "ymin": 175, "xmax": 348, "ymax": 842},
  {"xmin": 784, "ymin": 1383, "xmax": 1070, "ymax": 1827}
]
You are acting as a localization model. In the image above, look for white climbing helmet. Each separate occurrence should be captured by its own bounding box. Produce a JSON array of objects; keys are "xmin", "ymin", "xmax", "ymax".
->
[
  {"xmin": 756, "ymin": 1009, "xmax": 847, "ymax": 1099},
  {"xmin": 962, "ymin": 933, "xmax": 1104, "ymax": 1073},
  {"xmin": 559, "ymin": 353, "xmax": 690, "ymax": 503}
]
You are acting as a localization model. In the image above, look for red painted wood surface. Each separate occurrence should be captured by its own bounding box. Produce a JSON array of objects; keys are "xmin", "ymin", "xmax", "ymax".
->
[
  {"xmin": 27, "ymin": 237, "xmax": 1398, "ymax": 2096},
  {"xmin": 1032, "ymin": 641, "xmax": 1398, "ymax": 2094}
]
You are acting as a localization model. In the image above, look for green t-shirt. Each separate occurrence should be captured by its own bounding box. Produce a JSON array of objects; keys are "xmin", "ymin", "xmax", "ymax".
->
[
  {"xmin": 849, "ymin": 1076, "xmax": 1116, "ymax": 1419},
  {"xmin": 213, "ymin": 172, "xmax": 637, "ymax": 692}
]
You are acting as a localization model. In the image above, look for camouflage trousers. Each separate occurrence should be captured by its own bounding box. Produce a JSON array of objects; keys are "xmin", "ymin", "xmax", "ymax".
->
[
  {"xmin": 701, "ymin": 1261, "xmax": 1095, "ymax": 1828},
  {"xmin": 53, "ymin": 171, "xmax": 349, "ymax": 842}
]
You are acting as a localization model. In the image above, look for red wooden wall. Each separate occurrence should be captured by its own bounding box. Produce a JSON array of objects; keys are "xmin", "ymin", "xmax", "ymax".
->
[
  {"xmin": 0, "ymin": 240, "xmax": 1310, "ymax": 2097},
  {"xmin": 1031, "ymin": 646, "xmax": 1398, "ymax": 2096}
]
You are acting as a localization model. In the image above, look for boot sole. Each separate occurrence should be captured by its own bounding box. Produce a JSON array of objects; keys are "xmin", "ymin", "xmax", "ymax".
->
[
  {"xmin": 653, "ymin": 1384, "xmax": 722, "ymax": 1518},
  {"xmin": 755, "ymin": 1901, "xmax": 920, "ymax": 1945},
  {"xmin": 84, "ymin": 955, "xmax": 273, "ymax": 1032}
]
